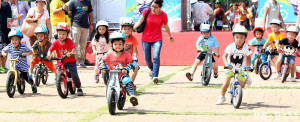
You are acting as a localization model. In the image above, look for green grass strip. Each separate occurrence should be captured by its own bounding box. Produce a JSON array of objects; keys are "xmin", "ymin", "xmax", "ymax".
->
[
  {"xmin": 185, "ymin": 86, "xmax": 300, "ymax": 89},
  {"xmin": 77, "ymin": 66, "xmax": 190, "ymax": 122}
]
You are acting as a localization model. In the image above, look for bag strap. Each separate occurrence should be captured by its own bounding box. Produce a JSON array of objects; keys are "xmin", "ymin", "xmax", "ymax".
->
[{"xmin": 144, "ymin": 8, "xmax": 151, "ymax": 21}]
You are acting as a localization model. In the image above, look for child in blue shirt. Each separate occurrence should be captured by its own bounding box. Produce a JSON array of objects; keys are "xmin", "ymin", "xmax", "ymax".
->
[
  {"xmin": 248, "ymin": 26, "xmax": 267, "ymax": 66},
  {"xmin": 1, "ymin": 29, "xmax": 37, "ymax": 93},
  {"xmin": 186, "ymin": 21, "xmax": 220, "ymax": 81}
]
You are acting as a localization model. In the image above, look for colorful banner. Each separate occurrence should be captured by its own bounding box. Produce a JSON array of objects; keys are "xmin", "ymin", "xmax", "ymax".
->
[
  {"xmin": 258, "ymin": 0, "xmax": 299, "ymax": 23},
  {"xmin": 126, "ymin": 0, "xmax": 181, "ymax": 21}
]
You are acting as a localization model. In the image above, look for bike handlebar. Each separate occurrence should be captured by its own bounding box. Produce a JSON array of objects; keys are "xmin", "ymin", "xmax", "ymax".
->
[
  {"xmin": 91, "ymin": 51, "xmax": 108, "ymax": 56},
  {"xmin": 197, "ymin": 50, "xmax": 217, "ymax": 56},
  {"xmin": 224, "ymin": 66, "xmax": 253, "ymax": 72},
  {"xmin": 51, "ymin": 54, "xmax": 75, "ymax": 61}
]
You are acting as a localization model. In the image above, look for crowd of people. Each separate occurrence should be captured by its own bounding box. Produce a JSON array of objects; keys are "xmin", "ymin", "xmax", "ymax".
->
[{"xmin": 191, "ymin": 0, "xmax": 281, "ymax": 31}]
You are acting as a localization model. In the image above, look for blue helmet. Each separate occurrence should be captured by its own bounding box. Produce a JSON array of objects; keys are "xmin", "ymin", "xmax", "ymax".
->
[
  {"xmin": 200, "ymin": 21, "xmax": 212, "ymax": 32},
  {"xmin": 8, "ymin": 29, "xmax": 23, "ymax": 40}
]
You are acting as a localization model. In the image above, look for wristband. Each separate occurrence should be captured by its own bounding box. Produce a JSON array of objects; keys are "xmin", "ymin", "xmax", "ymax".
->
[{"xmin": 169, "ymin": 36, "xmax": 173, "ymax": 40}]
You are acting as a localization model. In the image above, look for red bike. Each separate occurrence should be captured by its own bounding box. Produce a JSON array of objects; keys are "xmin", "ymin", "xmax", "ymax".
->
[{"xmin": 51, "ymin": 54, "xmax": 76, "ymax": 98}]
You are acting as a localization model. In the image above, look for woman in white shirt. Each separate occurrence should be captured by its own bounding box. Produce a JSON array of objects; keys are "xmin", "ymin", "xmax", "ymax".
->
[
  {"xmin": 262, "ymin": 0, "xmax": 285, "ymax": 34},
  {"xmin": 25, "ymin": 0, "xmax": 51, "ymax": 45}
]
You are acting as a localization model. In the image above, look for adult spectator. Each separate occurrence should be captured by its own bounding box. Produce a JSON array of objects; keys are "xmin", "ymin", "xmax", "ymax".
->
[
  {"xmin": 237, "ymin": 2, "xmax": 249, "ymax": 29},
  {"xmin": 249, "ymin": 0, "xmax": 258, "ymax": 28},
  {"xmin": 0, "ymin": 0, "xmax": 12, "ymax": 73},
  {"xmin": 50, "ymin": 0, "xmax": 69, "ymax": 41},
  {"xmin": 26, "ymin": 0, "xmax": 52, "ymax": 45},
  {"xmin": 10, "ymin": 0, "xmax": 30, "ymax": 25},
  {"xmin": 68, "ymin": 0, "xmax": 93, "ymax": 68},
  {"xmin": 214, "ymin": 0, "xmax": 225, "ymax": 30},
  {"xmin": 133, "ymin": 0, "xmax": 174, "ymax": 83},
  {"xmin": 191, "ymin": 0, "xmax": 213, "ymax": 31},
  {"xmin": 262, "ymin": 0, "xmax": 285, "ymax": 33},
  {"xmin": 225, "ymin": 3, "xmax": 238, "ymax": 30}
]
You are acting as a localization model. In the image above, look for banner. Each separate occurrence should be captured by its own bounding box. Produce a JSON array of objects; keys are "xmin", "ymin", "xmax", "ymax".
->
[
  {"xmin": 258, "ymin": 0, "xmax": 299, "ymax": 23},
  {"xmin": 126, "ymin": 0, "xmax": 181, "ymax": 21}
]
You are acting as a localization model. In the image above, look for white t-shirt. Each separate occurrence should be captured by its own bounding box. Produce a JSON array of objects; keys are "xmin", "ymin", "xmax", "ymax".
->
[
  {"xmin": 224, "ymin": 43, "xmax": 252, "ymax": 69},
  {"xmin": 91, "ymin": 36, "xmax": 110, "ymax": 58},
  {"xmin": 264, "ymin": 0, "xmax": 280, "ymax": 28},
  {"xmin": 191, "ymin": 1, "xmax": 214, "ymax": 25},
  {"xmin": 27, "ymin": 8, "xmax": 49, "ymax": 27}
]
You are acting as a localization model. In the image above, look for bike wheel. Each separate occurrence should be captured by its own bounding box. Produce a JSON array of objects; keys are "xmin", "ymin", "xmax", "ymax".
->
[
  {"xmin": 57, "ymin": 72, "xmax": 69, "ymax": 98},
  {"xmin": 34, "ymin": 67, "xmax": 41, "ymax": 86},
  {"xmin": 117, "ymin": 88, "xmax": 126, "ymax": 110},
  {"xmin": 6, "ymin": 72, "xmax": 16, "ymax": 98},
  {"xmin": 201, "ymin": 67, "xmax": 211, "ymax": 86},
  {"xmin": 232, "ymin": 85, "xmax": 243, "ymax": 109},
  {"xmin": 108, "ymin": 89, "xmax": 116, "ymax": 115},
  {"xmin": 42, "ymin": 67, "xmax": 48, "ymax": 84},
  {"xmin": 281, "ymin": 66, "xmax": 288, "ymax": 83},
  {"xmin": 68, "ymin": 81, "xmax": 76, "ymax": 95},
  {"xmin": 103, "ymin": 72, "xmax": 109, "ymax": 85},
  {"xmin": 259, "ymin": 63, "xmax": 272, "ymax": 80},
  {"xmin": 17, "ymin": 79, "xmax": 25, "ymax": 94}
]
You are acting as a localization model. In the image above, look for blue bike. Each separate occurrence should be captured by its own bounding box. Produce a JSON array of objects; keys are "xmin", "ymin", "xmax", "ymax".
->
[{"xmin": 224, "ymin": 66, "xmax": 253, "ymax": 108}]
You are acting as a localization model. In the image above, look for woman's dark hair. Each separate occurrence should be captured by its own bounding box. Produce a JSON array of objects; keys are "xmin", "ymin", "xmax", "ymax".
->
[
  {"xmin": 95, "ymin": 26, "xmax": 109, "ymax": 44},
  {"xmin": 151, "ymin": 0, "xmax": 164, "ymax": 7}
]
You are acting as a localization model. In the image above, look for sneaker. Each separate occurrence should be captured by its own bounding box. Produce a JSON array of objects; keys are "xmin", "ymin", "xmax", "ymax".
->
[
  {"xmin": 130, "ymin": 95, "xmax": 139, "ymax": 106},
  {"xmin": 153, "ymin": 77, "xmax": 159, "ymax": 84},
  {"xmin": 149, "ymin": 71, "xmax": 153, "ymax": 79},
  {"xmin": 185, "ymin": 72, "xmax": 193, "ymax": 81},
  {"xmin": 3, "ymin": 67, "xmax": 8, "ymax": 72},
  {"xmin": 215, "ymin": 96, "xmax": 226, "ymax": 105},
  {"xmin": 95, "ymin": 75, "xmax": 99, "ymax": 83},
  {"xmin": 213, "ymin": 71, "xmax": 218, "ymax": 78},
  {"xmin": 77, "ymin": 88, "xmax": 84, "ymax": 96},
  {"xmin": 273, "ymin": 73, "xmax": 281, "ymax": 79},
  {"xmin": 245, "ymin": 76, "xmax": 252, "ymax": 86},
  {"xmin": 77, "ymin": 64, "xmax": 86, "ymax": 68},
  {"xmin": 84, "ymin": 59, "xmax": 93, "ymax": 66},
  {"xmin": 0, "ymin": 66, "xmax": 6, "ymax": 73},
  {"xmin": 291, "ymin": 77, "xmax": 296, "ymax": 82},
  {"xmin": 31, "ymin": 84, "xmax": 37, "ymax": 93}
]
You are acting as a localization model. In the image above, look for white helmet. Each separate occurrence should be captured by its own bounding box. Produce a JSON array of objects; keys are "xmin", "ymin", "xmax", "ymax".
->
[
  {"xmin": 96, "ymin": 20, "xmax": 109, "ymax": 29},
  {"xmin": 252, "ymin": 0, "xmax": 258, "ymax": 2},
  {"xmin": 36, "ymin": 0, "xmax": 47, "ymax": 3},
  {"xmin": 120, "ymin": 17, "xmax": 134, "ymax": 27},
  {"xmin": 232, "ymin": 25, "xmax": 248, "ymax": 37},
  {"xmin": 286, "ymin": 26, "xmax": 299, "ymax": 34},
  {"xmin": 270, "ymin": 19, "xmax": 282, "ymax": 27}
]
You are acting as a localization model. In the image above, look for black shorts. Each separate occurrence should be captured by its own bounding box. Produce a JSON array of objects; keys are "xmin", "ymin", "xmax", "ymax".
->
[{"xmin": 196, "ymin": 53, "xmax": 216, "ymax": 63}]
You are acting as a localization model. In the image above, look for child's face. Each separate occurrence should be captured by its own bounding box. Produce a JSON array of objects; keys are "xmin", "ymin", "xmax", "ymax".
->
[
  {"xmin": 287, "ymin": 32, "xmax": 297, "ymax": 42},
  {"xmin": 122, "ymin": 26, "xmax": 133, "ymax": 37},
  {"xmin": 11, "ymin": 37, "xmax": 20, "ymax": 47},
  {"xmin": 234, "ymin": 34, "xmax": 246, "ymax": 48},
  {"xmin": 36, "ymin": 1, "xmax": 46, "ymax": 8},
  {"xmin": 255, "ymin": 31, "xmax": 263, "ymax": 39},
  {"xmin": 36, "ymin": 33, "xmax": 45, "ymax": 42},
  {"xmin": 271, "ymin": 24, "xmax": 280, "ymax": 33},
  {"xmin": 112, "ymin": 40, "xmax": 124, "ymax": 52},
  {"xmin": 98, "ymin": 26, "xmax": 107, "ymax": 35},
  {"xmin": 202, "ymin": 32, "xmax": 211, "ymax": 38},
  {"xmin": 57, "ymin": 31, "xmax": 68, "ymax": 41}
]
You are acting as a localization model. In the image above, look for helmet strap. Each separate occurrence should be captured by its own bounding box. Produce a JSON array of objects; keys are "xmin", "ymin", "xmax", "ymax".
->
[
  {"xmin": 112, "ymin": 47, "xmax": 124, "ymax": 53},
  {"xmin": 236, "ymin": 42, "xmax": 245, "ymax": 50}
]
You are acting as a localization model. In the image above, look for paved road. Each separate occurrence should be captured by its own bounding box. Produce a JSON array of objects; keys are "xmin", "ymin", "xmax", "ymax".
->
[{"xmin": 0, "ymin": 66, "xmax": 299, "ymax": 122}]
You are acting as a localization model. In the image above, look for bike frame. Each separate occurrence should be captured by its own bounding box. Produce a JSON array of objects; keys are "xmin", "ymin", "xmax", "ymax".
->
[
  {"xmin": 106, "ymin": 70, "xmax": 121, "ymax": 103},
  {"xmin": 201, "ymin": 52, "xmax": 214, "ymax": 77},
  {"xmin": 229, "ymin": 70, "xmax": 241, "ymax": 97},
  {"xmin": 7, "ymin": 56, "xmax": 21, "ymax": 86}
]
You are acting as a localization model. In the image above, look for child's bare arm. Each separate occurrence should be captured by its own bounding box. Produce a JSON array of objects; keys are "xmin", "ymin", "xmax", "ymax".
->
[
  {"xmin": 246, "ymin": 55, "xmax": 251, "ymax": 66},
  {"xmin": 215, "ymin": 48, "xmax": 220, "ymax": 57},
  {"xmin": 196, "ymin": 39, "xmax": 201, "ymax": 50},
  {"xmin": 133, "ymin": 46, "xmax": 138, "ymax": 57},
  {"xmin": 92, "ymin": 45, "xmax": 97, "ymax": 53},
  {"xmin": 223, "ymin": 53, "xmax": 228, "ymax": 65}
]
